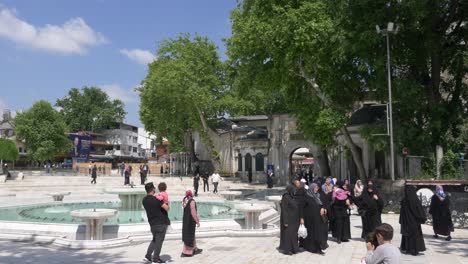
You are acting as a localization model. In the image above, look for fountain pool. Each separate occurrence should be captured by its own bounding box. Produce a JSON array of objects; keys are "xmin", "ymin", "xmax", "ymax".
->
[{"xmin": 0, "ymin": 201, "xmax": 243, "ymax": 225}]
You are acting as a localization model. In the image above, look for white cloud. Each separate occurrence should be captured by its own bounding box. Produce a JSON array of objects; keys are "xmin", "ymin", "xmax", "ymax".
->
[
  {"xmin": 119, "ymin": 48, "xmax": 155, "ymax": 65},
  {"xmin": 0, "ymin": 6, "xmax": 106, "ymax": 54},
  {"xmin": 100, "ymin": 84, "xmax": 138, "ymax": 104}
]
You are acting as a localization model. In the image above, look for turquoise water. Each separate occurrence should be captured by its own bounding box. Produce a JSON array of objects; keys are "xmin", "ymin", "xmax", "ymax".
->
[{"xmin": 0, "ymin": 201, "xmax": 243, "ymax": 225}]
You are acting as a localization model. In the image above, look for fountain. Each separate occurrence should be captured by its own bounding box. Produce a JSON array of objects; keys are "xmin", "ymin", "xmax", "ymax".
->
[
  {"xmin": 219, "ymin": 190, "xmax": 243, "ymax": 201},
  {"xmin": 47, "ymin": 192, "xmax": 71, "ymax": 202},
  {"xmin": 265, "ymin": 195, "xmax": 282, "ymax": 214},
  {"xmin": 71, "ymin": 208, "xmax": 117, "ymax": 240},
  {"xmin": 235, "ymin": 203, "xmax": 272, "ymax": 229},
  {"xmin": 105, "ymin": 187, "xmax": 146, "ymax": 210}
]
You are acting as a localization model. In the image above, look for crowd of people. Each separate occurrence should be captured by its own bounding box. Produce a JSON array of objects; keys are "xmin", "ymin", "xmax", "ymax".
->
[{"xmin": 278, "ymin": 177, "xmax": 454, "ymax": 263}]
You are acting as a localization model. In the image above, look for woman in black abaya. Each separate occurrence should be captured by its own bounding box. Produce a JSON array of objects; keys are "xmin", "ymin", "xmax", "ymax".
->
[
  {"xmin": 303, "ymin": 183, "xmax": 328, "ymax": 254},
  {"xmin": 331, "ymin": 181, "xmax": 351, "ymax": 243},
  {"xmin": 429, "ymin": 185, "xmax": 453, "ymax": 241},
  {"xmin": 279, "ymin": 185, "xmax": 301, "ymax": 255},
  {"xmin": 400, "ymin": 185, "xmax": 426, "ymax": 256},
  {"xmin": 358, "ymin": 180, "xmax": 384, "ymax": 239}
]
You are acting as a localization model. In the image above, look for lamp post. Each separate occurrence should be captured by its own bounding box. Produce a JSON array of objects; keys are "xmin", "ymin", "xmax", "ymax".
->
[{"xmin": 376, "ymin": 22, "xmax": 398, "ymax": 181}]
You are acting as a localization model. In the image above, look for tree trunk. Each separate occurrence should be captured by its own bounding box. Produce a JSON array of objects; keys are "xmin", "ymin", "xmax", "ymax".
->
[
  {"xmin": 316, "ymin": 146, "xmax": 331, "ymax": 177},
  {"xmin": 186, "ymin": 130, "xmax": 198, "ymax": 163},
  {"xmin": 195, "ymin": 107, "xmax": 221, "ymax": 172},
  {"xmin": 340, "ymin": 127, "xmax": 367, "ymax": 183}
]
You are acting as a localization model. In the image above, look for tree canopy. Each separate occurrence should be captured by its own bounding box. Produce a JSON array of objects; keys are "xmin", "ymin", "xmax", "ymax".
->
[
  {"xmin": 139, "ymin": 34, "xmax": 228, "ymax": 156},
  {"xmin": 0, "ymin": 139, "xmax": 19, "ymax": 161},
  {"xmin": 14, "ymin": 101, "xmax": 71, "ymax": 162},
  {"xmin": 56, "ymin": 87, "xmax": 126, "ymax": 132}
]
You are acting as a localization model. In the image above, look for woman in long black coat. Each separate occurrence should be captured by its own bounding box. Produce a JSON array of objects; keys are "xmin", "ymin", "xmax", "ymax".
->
[
  {"xmin": 303, "ymin": 183, "xmax": 328, "ymax": 254},
  {"xmin": 358, "ymin": 180, "xmax": 384, "ymax": 239},
  {"xmin": 400, "ymin": 185, "xmax": 427, "ymax": 255},
  {"xmin": 279, "ymin": 185, "xmax": 300, "ymax": 255},
  {"xmin": 429, "ymin": 185, "xmax": 453, "ymax": 241},
  {"xmin": 331, "ymin": 181, "xmax": 351, "ymax": 243}
]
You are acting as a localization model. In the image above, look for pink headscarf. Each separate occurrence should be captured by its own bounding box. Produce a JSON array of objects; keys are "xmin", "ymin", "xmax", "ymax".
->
[
  {"xmin": 183, "ymin": 189, "xmax": 193, "ymax": 207},
  {"xmin": 333, "ymin": 188, "xmax": 348, "ymax": 201}
]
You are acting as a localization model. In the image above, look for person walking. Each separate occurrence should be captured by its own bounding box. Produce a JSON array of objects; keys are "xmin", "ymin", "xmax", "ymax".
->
[
  {"xmin": 142, "ymin": 182, "xmax": 170, "ymax": 264},
  {"xmin": 90, "ymin": 164, "xmax": 97, "ymax": 184},
  {"xmin": 266, "ymin": 170, "xmax": 274, "ymax": 188},
  {"xmin": 429, "ymin": 185, "xmax": 453, "ymax": 241},
  {"xmin": 124, "ymin": 165, "xmax": 132, "ymax": 185},
  {"xmin": 120, "ymin": 163, "xmax": 125, "ymax": 177},
  {"xmin": 193, "ymin": 174, "xmax": 200, "ymax": 197},
  {"xmin": 88, "ymin": 164, "xmax": 92, "ymax": 176},
  {"xmin": 140, "ymin": 165, "xmax": 145, "ymax": 185},
  {"xmin": 181, "ymin": 189, "xmax": 202, "ymax": 257},
  {"xmin": 399, "ymin": 185, "xmax": 426, "ymax": 256},
  {"xmin": 143, "ymin": 163, "xmax": 149, "ymax": 182},
  {"xmin": 202, "ymin": 173, "xmax": 209, "ymax": 192},
  {"xmin": 212, "ymin": 171, "xmax": 221, "ymax": 194}
]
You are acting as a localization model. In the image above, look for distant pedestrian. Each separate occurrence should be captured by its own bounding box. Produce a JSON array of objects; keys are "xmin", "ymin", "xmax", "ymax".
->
[
  {"xmin": 91, "ymin": 164, "xmax": 97, "ymax": 184},
  {"xmin": 202, "ymin": 174, "xmax": 209, "ymax": 192},
  {"xmin": 103, "ymin": 166, "xmax": 106, "ymax": 176},
  {"xmin": 143, "ymin": 163, "xmax": 149, "ymax": 183},
  {"xmin": 267, "ymin": 170, "xmax": 274, "ymax": 188},
  {"xmin": 211, "ymin": 171, "xmax": 221, "ymax": 194},
  {"xmin": 193, "ymin": 174, "xmax": 200, "ymax": 197},
  {"xmin": 88, "ymin": 164, "xmax": 92, "ymax": 175},
  {"xmin": 120, "ymin": 163, "xmax": 125, "ymax": 177},
  {"xmin": 142, "ymin": 182, "xmax": 170, "ymax": 264},
  {"xmin": 124, "ymin": 165, "xmax": 132, "ymax": 185},
  {"xmin": 429, "ymin": 185, "xmax": 453, "ymax": 241},
  {"xmin": 140, "ymin": 165, "xmax": 145, "ymax": 185}
]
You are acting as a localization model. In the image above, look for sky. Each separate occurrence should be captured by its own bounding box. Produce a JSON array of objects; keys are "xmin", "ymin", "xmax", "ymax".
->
[{"xmin": 0, "ymin": 0, "xmax": 237, "ymax": 127}]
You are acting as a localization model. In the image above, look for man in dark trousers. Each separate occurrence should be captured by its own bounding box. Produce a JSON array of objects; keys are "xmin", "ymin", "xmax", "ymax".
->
[
  {"xmin": 91, "ymin": 164, "xmax": 97, "ymax": 184},
  {"xmin": 193, "ymin": 174, "xmax": 200, "ymax": 197},
  {"xmin": 142, "ymin": 182, "xmax": 170, "ymax": 264},
  {"xmin": 202, "ymin": 173, "xmax": 209, "ymax": 192}
]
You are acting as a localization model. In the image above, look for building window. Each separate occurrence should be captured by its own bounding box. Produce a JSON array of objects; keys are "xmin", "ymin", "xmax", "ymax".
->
[
  {"xmin": 237, "ymin": 153, "xmax": 242, "ymax": 171},
  {"xmin": 133, "ymin": 147, "xmax": 137, "ymax": 153},
  {"xmin": 115, "ymin": 145, "xmax": 120, "ymax": 150},
  {"xmin": 255, "ymin": 153, "xmax": 264, "ymax": 171},
  {"xmin": 128, "ymin": 146, "xmax": 132, "ymax": 152},
  {"xmin": 18, "ymin": 147, "xmax": 23, "ymax": 153}
]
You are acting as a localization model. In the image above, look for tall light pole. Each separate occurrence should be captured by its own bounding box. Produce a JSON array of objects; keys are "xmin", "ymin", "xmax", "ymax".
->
[{"xmin": 376, "ymin": 22, "xmax": 398, "ymax": 181}]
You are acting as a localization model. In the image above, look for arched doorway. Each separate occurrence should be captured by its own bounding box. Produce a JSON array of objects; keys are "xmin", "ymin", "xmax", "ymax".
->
[
  {"xmin": 245, "ymin": 153, "xmax": 252, "ymax": 183},
  {"xmin": 289, "ymin": 148, "xmax": 315, "ymax": 183}
]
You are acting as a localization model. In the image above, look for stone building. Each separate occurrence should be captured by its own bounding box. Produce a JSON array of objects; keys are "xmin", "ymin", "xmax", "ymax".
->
[{"xmin": 190, "ymin": 109, "xmax": 401, "ymax": 185}]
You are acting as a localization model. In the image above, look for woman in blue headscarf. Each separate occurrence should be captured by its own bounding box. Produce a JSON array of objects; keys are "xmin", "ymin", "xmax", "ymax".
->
[{"xmin": 429, "ymin": 185, "xmax": 453, "ymax": 241}]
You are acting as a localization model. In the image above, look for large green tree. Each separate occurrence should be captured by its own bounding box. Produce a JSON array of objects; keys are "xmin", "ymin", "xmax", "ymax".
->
[
  {"xmin": 227, "ymin": 0, "xmax": 468, "ymax": 181},
  {"xmin": 139, "ymin": 34, "xmax": 229, "ymax": 166},
  {"xmin": 227, "ymin": 0, "xmax": 369, "ymax": 181},
  {"xmin": 0, "ymin": 139, "xmax": 19, "ymax": 161},
  {"xmin": 14, "ymin": 101, "xmax": 71, "ymax": 162},
  {"xmin": 56, "ymin": 87, "xmax": 126, "ymax": 132}
]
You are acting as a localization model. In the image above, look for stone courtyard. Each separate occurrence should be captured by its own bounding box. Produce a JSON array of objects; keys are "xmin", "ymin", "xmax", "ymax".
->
[{"xmin": 0, "ymin": 175, "xmax": 467, "ymax": 264}]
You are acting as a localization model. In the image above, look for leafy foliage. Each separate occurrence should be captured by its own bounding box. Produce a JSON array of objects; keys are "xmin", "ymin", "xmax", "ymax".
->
[
  {"xmin": 56, "ymin": 87, "xmax": 126, "ymax": 132},
  {"xmin": 139, "ymin": 34, "xmax": 225, "ymax": 151},
  {"xmin": 14, "ymin": 101, "xmax": 72, "ymax": 162},
  {"xmin": 0, "ymin": 139, "xmax": 19, "ymax": 161}
]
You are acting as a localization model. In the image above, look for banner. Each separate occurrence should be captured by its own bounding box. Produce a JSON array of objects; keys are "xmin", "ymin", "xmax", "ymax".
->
[{"xmin": 69, "ymin": 134, "xmax": 92, "ymax": 158}]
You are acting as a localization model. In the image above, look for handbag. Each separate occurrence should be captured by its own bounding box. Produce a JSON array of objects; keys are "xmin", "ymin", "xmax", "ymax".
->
[{"xmin": 298, "ymin": 224, "xmax": 308, "ymax": 238}]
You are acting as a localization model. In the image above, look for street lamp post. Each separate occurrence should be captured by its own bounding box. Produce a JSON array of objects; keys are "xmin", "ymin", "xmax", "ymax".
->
[{"xmin": 376, "ymin": 22, "xmax": 398, "ymax": 181}]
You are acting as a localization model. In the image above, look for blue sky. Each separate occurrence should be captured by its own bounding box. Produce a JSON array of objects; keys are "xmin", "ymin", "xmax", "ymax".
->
[{"xmin": 0, "ymin": 0, "xmax": 236, "ymax": 127}]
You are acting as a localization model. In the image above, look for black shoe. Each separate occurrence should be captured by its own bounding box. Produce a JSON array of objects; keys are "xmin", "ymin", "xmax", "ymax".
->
[
  {"xmin": 446, "ymin": 236, "xmax": 452, "ymax": 241},
  {"xmin": 181, "ymin": 253, "xmax": 192, "ymax": 258},
  {"xmin": 433, "ymin": 234, "xmax": 439, "ymax": 238},
  {"xmin": 341, "ymin": 239, "xmax": 349, "ymax": 242},
  {"xmin": 337, "ymin": 240, "xmax": 341, "ymax": 244},
  {"xmin": 194, "ymin": 248, "xmax": 203, "ymax": 255}
]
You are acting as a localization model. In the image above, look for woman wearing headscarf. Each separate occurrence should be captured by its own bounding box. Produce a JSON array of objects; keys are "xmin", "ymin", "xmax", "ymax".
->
[
  {"xmin": 302, "ymin": 183, "xmax": 328, "ymax": 254},
  {"xmin": 331, "ymin": 180, "xmax": 351, "ymax": 244},
  {"xmin": 400, "ymin": 185, "xmax": 427, "ymax": 255},
  {"xmin": 358, "ymin": 179, "xmax": 384, "ymax": 239},
  {"xmin": 353, "ymin": 180, "xmax": 364, "ymax": 198},
  {"xmin": 429, "ymin": 185, "xmax": 453, "ymax": 241},
  {"xmin": 181, "ymin": 189, "xmax": 202, "ymax": 257},
  {"xmin": 279, "ymin": 185, "xmax": 302, "ymax": 255}
]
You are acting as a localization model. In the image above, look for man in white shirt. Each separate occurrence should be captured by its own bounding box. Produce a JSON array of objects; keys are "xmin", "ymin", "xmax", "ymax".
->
[{"xmin": 211, "ymin": 171, "xmax": 222, "ymax": 194}]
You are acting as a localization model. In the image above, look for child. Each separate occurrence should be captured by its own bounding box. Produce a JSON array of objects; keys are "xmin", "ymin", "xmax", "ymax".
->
[
  {"xmin": 155, "ymin": 182, "xmax": 169, "ymax": 205},
  {"xmin": 362, "ymin": 223, "xmax": 401, "ymax": 264},
  {"xmin": 332, "ymin": 185, "xmax": 348, "ymax": 201}
]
